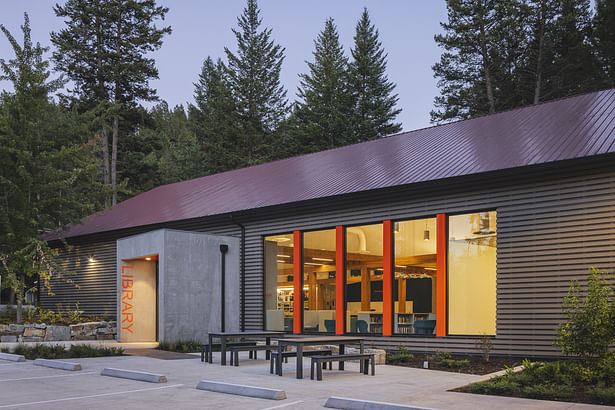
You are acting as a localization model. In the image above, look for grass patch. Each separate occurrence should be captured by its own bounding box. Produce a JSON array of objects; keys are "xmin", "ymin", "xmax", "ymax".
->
[
  {"xmin": 156, "ymin": 340, "xmax": 201, "ymax": 353},
  {"xmin": 5, "ymin": 344, "xmax": 123, "ymax": 360}
]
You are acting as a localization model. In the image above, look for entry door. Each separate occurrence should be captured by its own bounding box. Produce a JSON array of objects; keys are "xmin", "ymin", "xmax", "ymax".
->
[{"xmin": 119, "ymin": 259, "xmax": 157, "ymax": 342}]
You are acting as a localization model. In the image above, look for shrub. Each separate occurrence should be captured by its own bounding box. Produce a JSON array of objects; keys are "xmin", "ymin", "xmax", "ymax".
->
[
  {"xmin": 588, "ymin": 386, "xmax": 615, "ymax": 405},
  {"xmin": 471, "ymin": 378, "xmax": 520, "ymax": 395},
  {"xmin": 441, "ymin": 358, "xmax": 470, "ymax": 368},
  {"xmin": 523, "ymin": 384, "xmax": 573, "ymax": 400},
  {"xmin": 387, "ymin": 352, "xmax": 414, "ymax": 364},
  {"xmin": 8, "ymin": 343, "xmax": 123, "ymax": 359},
  {"xmin": 475, "ymin": 334, "xmax": 493, "ymax": 361},
  {"xmin": 157, "ymin": 340, "xmax": 200, "ymax": 353},
  {"xmin": 555, "ymin": 268, "xmax": 615, "ymax": 360}
]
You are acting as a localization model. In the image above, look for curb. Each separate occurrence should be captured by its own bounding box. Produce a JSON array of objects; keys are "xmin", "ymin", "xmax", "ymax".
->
[
  {"xmin": 324, "ymin": 397, "xmax": 438, "ymax": 410},
  {"xmin": 101, "ymin": 368, "xmax": 167, "ymax": 383},
  {"xmin": 34, "ymin": 358, "xmax": 82, "ymax": 371},
  {"xmin": 196, "ymin": 380, "xmax": 286, "ymax": 400},
  {"xmin": 0, "ymin": 352, "xmax": 26, "ymax": 362}
]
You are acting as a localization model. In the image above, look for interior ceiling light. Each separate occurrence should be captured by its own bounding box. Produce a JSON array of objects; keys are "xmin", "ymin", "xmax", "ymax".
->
[
  {"xmin": 271, "ymin": 237, "xmax": 291, "ymax": 242},
  {"xmin": 145, "ymin": 257, "xmax": 152, "ymax": 261},
  {"xmin": 424, "ymin": 267, "xmax": 437, "ymax": 271},
  {"xmin": 395, "ymin": 265, "xmax": 406, "ymax": 268},
  {"xmin": 277, "ymin": 254, "xmax": 290, "ymax": 258},
  {"xmin": 312, "ymin": 257, "xmax": 333, "ymax": 262},
  {"xmin": 424, "ymin": 221, "xmax": 430, "ymax": 241},
  {"xmin": 304, "ymin": 262, "xmax": 323, "ymax": 266},
  {"xmin": 393, "ymin": 222, "xmax": 400, "ymax": 233},
  {"xmin": 277, "ymin": 260, "xmax": 285, "ymax": 263}
]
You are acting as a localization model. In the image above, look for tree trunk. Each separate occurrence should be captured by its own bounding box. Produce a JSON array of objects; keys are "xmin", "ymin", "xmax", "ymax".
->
[
  {"xmin": 16, "ymin": 274, "xmax": 24, "ymax": 324},
  {"xmin": 102, "ymin": 128, "xmax": 110, "ymax": 186},
  {"xmin": 111, "ymin": 115, "xmax": 118, "ymax": 205},
  {"xmin": 533, "ymin": 4, "xmax": 546, "ymax": 105},
  {"xmin": 478, "ymin": 4, "xmax": 496, "ymax": 114}
]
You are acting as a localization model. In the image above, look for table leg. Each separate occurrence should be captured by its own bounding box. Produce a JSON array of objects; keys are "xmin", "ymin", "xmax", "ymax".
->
[
  {"xmin": 277, "ymin": 343, "xmax": 283, "ymax": 376},
  {"xmin": 220, "ymin": 337, "xmax": 227, "ymax": 366},
  {"xmin": 359, "ymin": 340, "xmax": 364, "ymax": 373},
  {"xmin": 339, "ymin": 343, "xmax": 345, "ymax": 370},
  {"xmin": 296, "ymin": 344, "xmax": 303, "ymax": 379},
  {"xmin": 266, "ymin": 337, "xmax": 271, "ymax": 360},
  {"xmin": 208, "ymin": 335, "xmax": 213, "ymax": 363}
]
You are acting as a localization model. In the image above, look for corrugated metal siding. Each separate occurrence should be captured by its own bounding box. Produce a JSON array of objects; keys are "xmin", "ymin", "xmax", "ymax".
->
[
  {"xmin": 41, "ymin": 242, "xmax": 117, "ymax": 317},
  {"xmin": 44, "ymin": 158, "xmax": 615, "ymax": 356}
]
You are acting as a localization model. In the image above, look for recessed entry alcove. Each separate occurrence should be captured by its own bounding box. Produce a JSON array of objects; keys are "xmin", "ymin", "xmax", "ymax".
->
[{"xmin": 116, "ymin": 229, "xmax": 239, "ymax": 342}]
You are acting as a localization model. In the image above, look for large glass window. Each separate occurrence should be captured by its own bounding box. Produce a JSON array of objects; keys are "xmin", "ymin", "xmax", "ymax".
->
[
  {"xmin": 345, "ymin": 224, "xmax": 383, "ymax": 333},
  {"xmin": 303, "ymin": 229, "xmax": 336, "ymax": 333},
  {"xmin": 264, "ymin": 233, "xmax": 294, "ymax": 331},
  {"xmin": 393, "ymin": 218, "xmax": 437, "ymax": 335},
  {"xmin": 448, "ymin": 211, "xmax": 497, "ymax": 335}
]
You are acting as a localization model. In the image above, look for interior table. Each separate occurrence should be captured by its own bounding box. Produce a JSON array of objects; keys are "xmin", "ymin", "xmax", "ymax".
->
[
  {"xmin": 208, "ymin": 330, "xmax": 286, "ymax": 365},
  {"xmin": 275, "ymin": 336, "xmax": 365, "ymax": 379}
]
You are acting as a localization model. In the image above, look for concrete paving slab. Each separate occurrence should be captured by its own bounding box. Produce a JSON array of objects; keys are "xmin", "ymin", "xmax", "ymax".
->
[
  {"xmin": 196, "ymin": 379, "xmax": 286, "ymax": 400},
  {"xmin": 101, "ymin": 367, "xmax": 167, "ymax": 383},
  {"xmin": 34, "ymin": 358, "xmax": 82, "ymax": 371},
  {"xmin": 0, "ymin": 352, "xmax": 25, "ymax": 362}
]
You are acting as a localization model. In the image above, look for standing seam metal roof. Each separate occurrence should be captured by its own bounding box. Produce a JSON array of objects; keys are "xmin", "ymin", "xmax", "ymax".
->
[{"xmin": 60, "ymin": 88, "xmax": 615, "ymax": 239}]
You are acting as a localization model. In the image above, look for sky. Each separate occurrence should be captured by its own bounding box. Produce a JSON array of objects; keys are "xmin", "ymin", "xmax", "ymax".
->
[{"xmin": 0, "ymin": 1, "xmax": 447, "ymax": 132}]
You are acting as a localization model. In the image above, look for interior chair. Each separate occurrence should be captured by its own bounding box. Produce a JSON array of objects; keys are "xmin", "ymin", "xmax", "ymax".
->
[
  {"xmin": 356, "ymin": 320, "xmax": 368, "ymax": 333},
  {"xmin": 324, "ymin": 319, "xmax": 335, "ymax": 333},
  {"xmin": 413, "ymin": 319, "xmax": 436, "ymax": 335}
]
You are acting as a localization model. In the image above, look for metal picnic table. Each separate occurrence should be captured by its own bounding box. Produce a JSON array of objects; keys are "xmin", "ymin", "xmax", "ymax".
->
[{"xmin": 207, "ymin": 330, "xmax": 285, "ymax": 365}]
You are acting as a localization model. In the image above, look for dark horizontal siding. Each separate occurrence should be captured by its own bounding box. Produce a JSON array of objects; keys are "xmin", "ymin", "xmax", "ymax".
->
[{"xmin": 44, "ymin": 157, "xmax": 615, "ymax": 357}]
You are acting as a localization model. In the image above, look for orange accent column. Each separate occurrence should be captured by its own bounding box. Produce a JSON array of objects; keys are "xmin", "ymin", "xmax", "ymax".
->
[
  {"xmin": 293, "ymin": 230, "xmax": 302, "ymax": 334},
  {"xmin": 335, "ymin": 226, "xmax": 345, "ymax": 335},
  {"xmin": 382, "ymin": 220, "xmax": 393, "ymax": 336},
  {"xmin": 436, "ymin": 214, "xmax": 447, "ymax": 337}
]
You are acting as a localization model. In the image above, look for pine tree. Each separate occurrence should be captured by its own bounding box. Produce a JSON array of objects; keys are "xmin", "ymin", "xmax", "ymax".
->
[
  {"xmin": 348, "ymin": 8, "xmax": 401, "ymax": 140},
  {"xmin": 593, "ymin": 0, "xmax": 615, "ymax": 87},
  {"xmin": 550, "ymin": 0, "xmax": 603, "ymax": 98},
  {"xmin": 51, "ymin": 0, "xmax": 171, "ymax": 204},
  {"xmin": 295, "ymin": 18, "xmax": 353, "ymax": 152},
  {"xmin": 224, "ymin": 0, "xmax": 287, "ymax": 166},
  {"xmin": 0, "ymin": 14, "xmax": 105, "ymax": 322},
  {"xmin": 191, "ymin": 57, "xmax": 242, "ymax": 173},
  {"xmin": 432, "ymin": 0, "xmax": 511, "ymax": 122}
]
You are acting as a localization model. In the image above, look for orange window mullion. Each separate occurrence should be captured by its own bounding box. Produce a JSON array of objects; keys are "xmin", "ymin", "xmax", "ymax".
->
[
  {"xmin": 293, "ymin": 230, "xmax": 302, "ymax": 334},
  {"xmin": 382, "ymin": 220, "xmax": 393, "ymax": 336},
  {"xmin": 335, "ymin": 226, "xmax": 345, "ymax": 335},
  {"xmin": 436, "ymin": 214, "xmax": 447, "ymax": 337}
]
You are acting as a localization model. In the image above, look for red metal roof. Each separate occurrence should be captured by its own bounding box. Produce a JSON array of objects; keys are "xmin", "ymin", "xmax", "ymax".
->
[{"xmin": 60, "ymin": 88, "xmax": 615, "ymax": 239}]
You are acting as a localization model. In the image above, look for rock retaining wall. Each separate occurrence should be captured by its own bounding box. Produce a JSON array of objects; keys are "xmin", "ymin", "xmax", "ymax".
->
[{"xmin": 0, "ymin": 321, "xmax": 116, "ymax": 343}]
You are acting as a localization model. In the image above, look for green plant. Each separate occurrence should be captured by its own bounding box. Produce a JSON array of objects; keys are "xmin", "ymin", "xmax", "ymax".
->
[
  {"xmin": 68, "ymin": 303, "xmax": 84, "ymax": 322},
  {"xmin": 429, "ymin": 350, "xmax": 452, "ymax": 362},
  {"xmin": 523, "ymin": 384, "xmax": 573, "ymax": 400},
  {"xmin": 8, "ymin": 343, "xmax": 123, "ymax": 359},
  {"xmin": 556, "ymin": 268, "xmax": 615, "ymax": 360},
  {"xmin": 441, "ymin": 358, "xmax": 470, "ymax": 368},
  {"xmin": 387, "ymin": 352, "xmax": 414, "ymax": 364},
  {"xmin": 157, "ymin": 340, "xmax": 200, "ymax": 353},
  {"xmin": 588, "ymin": 386, "xmax": 615, "ymax": 405},
  {"xmin": 471, "ymin": 377, "xmax": 520, "ymax": 395},
  {"xmin": 397, "ymin": 344, "xmax": 407, "ymax": 352}
]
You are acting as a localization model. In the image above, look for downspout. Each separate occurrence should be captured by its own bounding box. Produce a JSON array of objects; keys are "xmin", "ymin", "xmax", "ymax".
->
[
  {"xmin": 219, "ymin": 244, "xmax": 228, "ymax": 332},
  {"xmin": 230, "ymin": 215, "xmax": 246, "ymax": 331}
]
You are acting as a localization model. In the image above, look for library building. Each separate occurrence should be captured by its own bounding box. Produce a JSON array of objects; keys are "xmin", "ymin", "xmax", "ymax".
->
[{"xmin": 45, "ymin": 89, "xmax": 615, "ymax": 357}]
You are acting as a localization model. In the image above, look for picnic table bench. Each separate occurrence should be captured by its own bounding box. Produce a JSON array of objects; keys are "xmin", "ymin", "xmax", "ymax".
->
[
  {"xmin": 310, "ymin": 353, "xmax": 375, "ymax": 381},
  {"xmin": 269, "ymin": 349, "xmax": 332, "ymax": 374}
]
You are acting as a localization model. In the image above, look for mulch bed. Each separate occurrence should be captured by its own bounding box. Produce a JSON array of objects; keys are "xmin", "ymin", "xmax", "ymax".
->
[{"xmin": 387, "ymin": 353, "xmax": 522, "ymax": 375}]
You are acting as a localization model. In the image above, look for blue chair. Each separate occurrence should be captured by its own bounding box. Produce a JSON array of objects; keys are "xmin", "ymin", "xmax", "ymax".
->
[
  {"xmin": 324, "ymin": 320, "xmax": 335, "ymax": 333},
  {"xmin": 414, "ymin": 320, "xmax": 436, "ymax": 335},
  {"xmin": 284, "ymin": 317, "xmax": 293, "ymax": 332},
  {"xmin": 356, "ymin": 320, "xmax": 368, "ymax": 333}
]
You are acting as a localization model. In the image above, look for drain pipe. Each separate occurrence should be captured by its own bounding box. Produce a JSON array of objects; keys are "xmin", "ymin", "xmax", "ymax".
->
[
  {"xmin": 230, "ymin": 215, "xmax": 246, "ymax": 331},
  {"xmin": 219, "ymin": 244, "xmax": 228, "ymax": 332}
]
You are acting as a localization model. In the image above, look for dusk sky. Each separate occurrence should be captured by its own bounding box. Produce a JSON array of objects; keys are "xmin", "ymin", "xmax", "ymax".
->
[{"xmin": 1, "ymin": 1, "xmax": 447, "ymax": 132}]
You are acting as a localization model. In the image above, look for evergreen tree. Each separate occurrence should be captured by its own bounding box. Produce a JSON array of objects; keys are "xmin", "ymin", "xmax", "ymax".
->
[
  {"xmin": 593, "ymin": 0, "xmax": 615, "ymax": 87},
  {"xmin": 432, "ymin": 0, "xmax": 513, "ymax": 122},
  {"xmin": 51, "ymin": 0, "xmax": 171, "ymax": 204},
  {"xmin": 348, "ymin": 8, "xmax": 401, "ymax": 140},
  {"xmin": 550, "ymin": 0, "xmax": 603, "ymax": 98},
  {"xmin": 191, "ymin": 57, "xmax": 242, "ymax": 173},
  {"xmin": 224, "ymin": 0, "xmax": 288, "ymax": 166},
  {"xmin": 0, "ymin": 14, "xmax": 105, "ymax": 322},
  {"xmin": 295, "ymin": 18, "xmax": 353, "ymax": 152}
]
